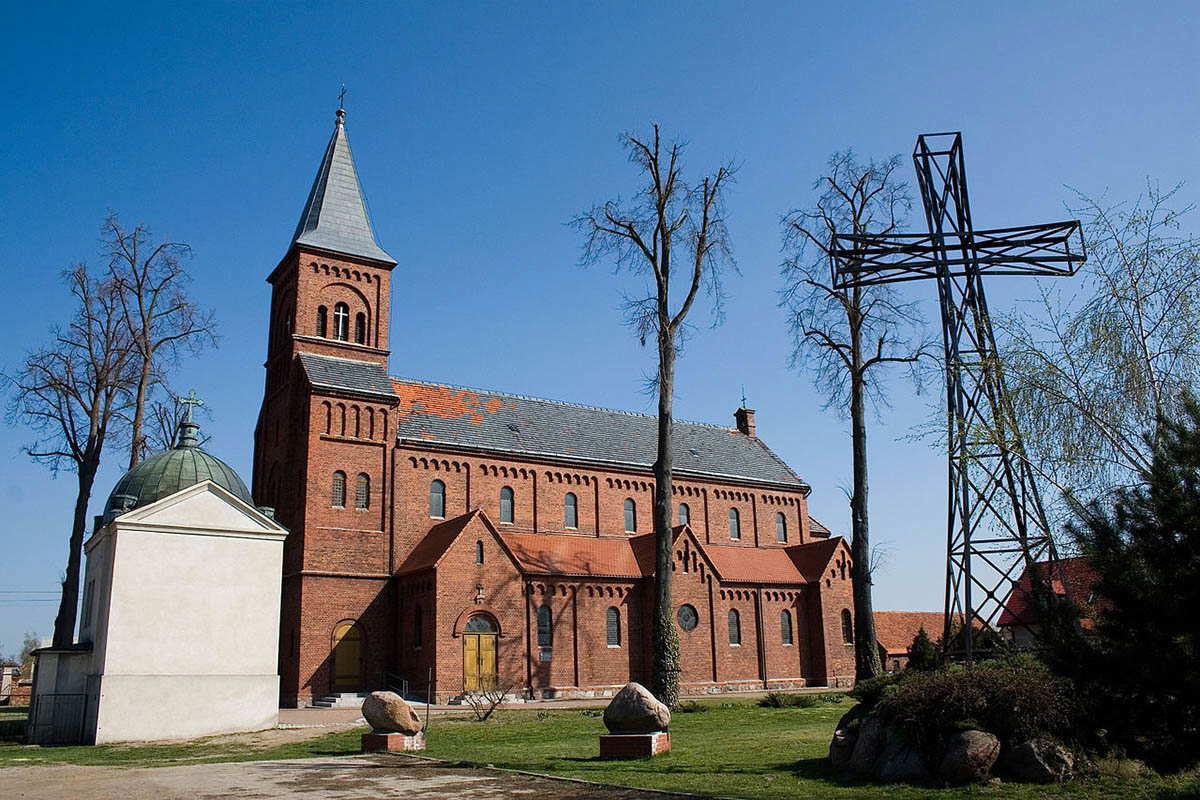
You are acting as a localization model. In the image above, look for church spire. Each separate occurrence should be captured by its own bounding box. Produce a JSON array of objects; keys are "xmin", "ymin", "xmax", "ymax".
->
[{"xmin": 290, "ymin": 106, "xmax": 395, "ymax": 265}]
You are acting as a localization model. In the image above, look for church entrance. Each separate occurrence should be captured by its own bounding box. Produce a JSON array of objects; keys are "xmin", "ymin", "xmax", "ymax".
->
[
  {"xmin": 331, "ymin": 621, "xmax": 363, "ymax": 691},
  {"xmin": 462, "ymin": 614, "xmax": 498, "ymax": 691}
]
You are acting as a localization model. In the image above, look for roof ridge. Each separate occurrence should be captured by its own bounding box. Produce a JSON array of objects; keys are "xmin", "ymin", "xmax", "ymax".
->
[{"xmin": 389, "ymin": 374, "xmax": 739, "ymax": 432}]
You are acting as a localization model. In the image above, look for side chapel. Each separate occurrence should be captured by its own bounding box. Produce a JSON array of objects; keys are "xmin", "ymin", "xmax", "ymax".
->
[{"xmin": 254, "ymin": 108, "xmax": 857, "ymax": 706}]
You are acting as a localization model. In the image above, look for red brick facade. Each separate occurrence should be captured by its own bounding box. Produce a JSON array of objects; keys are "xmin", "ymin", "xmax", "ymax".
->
[{"xmin": 253, "ymin": 126, "xmax": 858, "ymax": 706}]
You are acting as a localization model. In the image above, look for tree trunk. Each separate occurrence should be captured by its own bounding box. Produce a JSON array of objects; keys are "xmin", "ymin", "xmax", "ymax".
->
[
  {"xmin": 127, "ymin": 356, "xmax": 151, "ymax": 469},
  {"xmin": 52, "ymin": 459, "xmax": 98, "ymax": 648},
  {"xmin": 850, "ymin": 340, "xmax": 883, "ymax": 680},
  {"xmin": 650, "ymin": 326, "xmax": 681, "ymax": 708}
]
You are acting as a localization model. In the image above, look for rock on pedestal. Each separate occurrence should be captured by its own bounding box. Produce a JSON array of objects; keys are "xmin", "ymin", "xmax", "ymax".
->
[
  {"xmin": 599, "ymin": 682, "xmax": 672, "ymax": 759},
  {"xmin": 362, "ymin": 691, "xmax": 423, "ymax": 734},
  {"xmin": 361, "ymin": 730, "xmax": 426, "ymax": 753}
]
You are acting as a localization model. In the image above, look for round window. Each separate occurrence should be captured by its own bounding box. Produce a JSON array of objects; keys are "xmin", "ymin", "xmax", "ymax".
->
[{"xmin": 677, "ymin": 604, "xmax": 699, "ymax": 632}]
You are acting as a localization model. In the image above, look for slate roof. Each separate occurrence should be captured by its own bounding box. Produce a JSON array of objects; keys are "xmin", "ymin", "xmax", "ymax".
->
[
  {"xmin": 298, "ymin": 353, "xmax": 395, "ymax": 398},
  {"xmin": 290, "ymin": 110, "xmax": 395, "ymax": 265},
  {"xmin": 389, "ymin": 377, "xmax": 807, "ymax": 489}
]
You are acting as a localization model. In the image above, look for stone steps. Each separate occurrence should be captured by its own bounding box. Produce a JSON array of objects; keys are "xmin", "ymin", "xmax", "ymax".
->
[{"xmin": 310, "ymin": 691, "xmax": 370, "ymax": 708}]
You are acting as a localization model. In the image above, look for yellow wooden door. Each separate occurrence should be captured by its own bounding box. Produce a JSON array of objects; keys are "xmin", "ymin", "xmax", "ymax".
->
[
  {"xmin": 463, "ymin": 633, "xmax": 498, "ymax": 691},
  {"xmin": 332, "ymin": 621, "xmax": 363, "ymax": 690},
  {"xmin": 464, "ymin": 634, "xmax": 480, "ymax": 691}
]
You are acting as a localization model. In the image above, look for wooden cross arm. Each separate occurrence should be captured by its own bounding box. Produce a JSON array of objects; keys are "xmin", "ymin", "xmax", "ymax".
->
[{"xmin": 831, "ymin": 220, "xmax": 1086, "ymax": 289}]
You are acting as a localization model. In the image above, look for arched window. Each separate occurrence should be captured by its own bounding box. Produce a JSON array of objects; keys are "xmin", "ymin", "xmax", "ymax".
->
[
  {"xmin": 537, "ymin": 605, "xmax": 553, "ymax": 648},
  {"xmin": 776, "ymin": 512, "xmax": 788, "ymax": 543},
  {"xmin": 316, "ymin": 305, "xmax": 328, "ymax": 337},
  {"xmin": 429, "ymin": 479, "xmax": 445, "ymax": 518},
  {"xmin": 564, "ymin": 492, "xmax": 578, "ymax": 529},
  {"xmin": 841, "ymin": 609, "xmax": 854, "ymax": 644},
  {"xmin": 475, "ymin": 539, "xmax": 484, "ymax": 564},
  {"xmin": 606, "ymin": 607, "xmax": 621, "ymax": 646},
  {"xmin": 465, "ymin": 613, "xmax": 498, "ymax": 633},
  {"xmin": 331, "ymin": 471, "xmax": 346, "ymax": 507},
  {"xmin": 333, "ymin": 302, "xmax": 350, "ymax": 341},
  {"xmin": 499, "ymin": 486, "xmax": 514, "ymax": 524},
  {"xmin": 728, "ymin": 608, "xmax": 742, "ymax": 645},
  {"xmin": 354, "ymin": 312, "xmax": 366, "ymax": 344},
  {"xmin": 780, "ymin": 609, "xmax": 794, "ymax": 645},
  {"xmin": 355, "ymin": 473, "xmax": 370, "ymax": 509},
  {"xmin": 678, "ymin": 503, "xmax": 690, "ymax": 525},
  {"xmin": 624, "ymin": 498, "xmax": 637, "ymax": 533},
  {"xmin": 728, "ymin": 507, "xmax": 741, "ymax": 540},
  {"xmin": 413, "ymin": 605, "xmax": 423, "ymax": 648}
]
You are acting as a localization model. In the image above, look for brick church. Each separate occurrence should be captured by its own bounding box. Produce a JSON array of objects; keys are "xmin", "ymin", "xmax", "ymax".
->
[{"xmin": 254, "ymin": 109, "xmax": 857, "ymax": 706}]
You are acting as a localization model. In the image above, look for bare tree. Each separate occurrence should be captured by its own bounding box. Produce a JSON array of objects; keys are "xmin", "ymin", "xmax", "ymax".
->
[
  {"xmin": 998, "ymin": 183, "xmax": 1200, "ymax": 511},
  {"xmin": 8, "ymin": 267, "xmax": 135, "ymax": 647},
  {"xmin": 104, "ymin": 215, "xmax": 215, "ymax": 468},
  {"xmin": 143, "ymin": 388, "xmax": 211, "ymax": 452},
  {"xmin": 462, "ymin": 681, "xmax": 514, "ymax": 722},
  {"xmin": 781, "ymin": 151, "xmax": 932, "ymax": 681},
  {"xmin": 575, "ymin": 125, "xmax": 735, "ymax": 707}
]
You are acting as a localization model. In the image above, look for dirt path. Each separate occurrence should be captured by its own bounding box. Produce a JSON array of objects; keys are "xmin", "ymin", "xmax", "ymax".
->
[{"xmin": 1, "ymin": 754, "xmax": 671, "ymax": 799}]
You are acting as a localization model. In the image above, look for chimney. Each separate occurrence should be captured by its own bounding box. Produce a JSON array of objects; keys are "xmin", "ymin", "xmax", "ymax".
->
[{"xmin": 734, "ymin": 407, "xmax": 756, "ymax": 438}]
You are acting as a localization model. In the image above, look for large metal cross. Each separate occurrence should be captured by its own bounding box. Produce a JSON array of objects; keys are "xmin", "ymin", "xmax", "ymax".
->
[{"xmin": 830, "ymin": 133, "xmax": 1086, "ymax": 658}]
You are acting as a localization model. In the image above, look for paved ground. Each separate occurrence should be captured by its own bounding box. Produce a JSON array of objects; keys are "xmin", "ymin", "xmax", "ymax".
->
[{"xmin": 1, "ymin": 754, "xmax": 671, "ymax": 799}]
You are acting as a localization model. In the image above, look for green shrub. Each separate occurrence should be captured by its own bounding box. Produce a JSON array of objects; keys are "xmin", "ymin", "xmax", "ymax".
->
[
  {"xmin": 849, "ymin": 673, "xmax": 902, "ymax": 708},
  {"xmin": 817, "ymin": 692, "xmax": 846, "ymax": 704},
  {"xmin": 758, "ymin": 691, "xmax": 818, "ymax": 709},
  {"xmin": 874, "ymin": 659, "xmax": 1073, "ymax": 761}
]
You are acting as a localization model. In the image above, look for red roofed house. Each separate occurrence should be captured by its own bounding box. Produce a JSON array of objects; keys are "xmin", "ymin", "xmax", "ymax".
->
[
  {"xmin": 998, "ymin": 557, "xmax": 1102, "ymax": 647},
  {"xmin": 873, "ymin": 611, "xmax": 946, "ymax": 672},
  {"xmin": 253, "ymin": 109, "xmax": 858, "ymax": 706}
]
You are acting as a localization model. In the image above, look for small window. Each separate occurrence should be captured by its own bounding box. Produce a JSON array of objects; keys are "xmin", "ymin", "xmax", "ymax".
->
[
  {"xmin": 466, "ymin": 613, "xmax": 498, "ymax": 633},
  {"xmin": 475, "ymin": 539, "xmax": 484, "ymax": 564},
  {"xmin": 776, "ymin": 512, "xmax": 787, "ymax": 543},
  {"xmin": 331, "ymin": 471, "xmax": 346, "ymax": 507},
  {"xmin": 780, "ymin": 609, "xmax": 794, "ymax": 645},
  {"xmin": 316, "ymin": 305, "xmax": 328, "ymax": 337},
  {"xmin": 624, "ymin": 498, "xmax": 637, "ymax": 532},
  {"xmin": 355, "ymin": 473, "xmax": 370, "ymax": 509},
  {"xmin": 333, "ymin": 302, "xmax": 350, "ymax": 341},
  {"xmin": 677, "ymin": 604, "xmax": 699, "ymax": 632},
  {"xmin": 500, "ymin": 486, "xmax": 514, "ymax": 524},
  {"xmin": 841, "ymin": 609, "xmax": 854, "ymax": 644},
  {"xmin": 564, "ymin": 492, "xmax": 578, "ymax": 529},
  {"xmin": 413, "ymin": 605, "xmax": 423, "ymax": 648},
  {"xmin": 81, "ymin": 579, "xmax": 95, "ymax": 631},
  {"xmin": 728, "ymin": 507, "xmax": 741, "ymax": 540},
  {"xmin": 606, "ymin": 607, "xmax": 621, "ymax": 646},
  {"xmin": 354, "ymin": 312, "xmax": 366, "ymax": 344},
  {"xmin": 537, "ymin": 604, "xmax": 553, "ymax": 648},
  {"xmin": 728, "ymin": 608, "xmax": 742, "ymax": 645},
  {"xmin": 429, "ymin": 479, "xmax": 446, "ymax": 518},
  {"xmin": 678, "ymin": 503, "xmax": 690, "ymax": 525}
]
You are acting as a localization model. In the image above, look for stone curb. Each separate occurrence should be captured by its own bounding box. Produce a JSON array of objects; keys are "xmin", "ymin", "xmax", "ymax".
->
[{"xmin": 385, "ymin": 751, "xmax": 741, "ymax": 799}]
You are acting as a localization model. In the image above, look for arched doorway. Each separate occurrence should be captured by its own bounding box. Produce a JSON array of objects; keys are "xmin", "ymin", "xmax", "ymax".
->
[
  {"xmin": 462, "ymin": 613, "xmax": 498, "ymax": 692},
  {"xmin": 331, "ymin": 620, "xmax": 363, "ymax": 691}
]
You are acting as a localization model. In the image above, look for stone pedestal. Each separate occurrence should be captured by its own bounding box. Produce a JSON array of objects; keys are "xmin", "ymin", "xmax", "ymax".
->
[
  {"xmin": 361, "ymin": 730, "xmax": 426, "ymax": 752},
  {"xmin": 599, "ymin": 731, "xmax": 671, "ymax": 758}
]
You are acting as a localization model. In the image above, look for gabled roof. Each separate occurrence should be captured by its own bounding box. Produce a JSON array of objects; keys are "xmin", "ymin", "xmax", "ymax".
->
[
  {"xmin": 874, "ymin": 611, "xmax": 945, "ymax": 656},
  {"xmin": 389, "ymin": 377, "xmax": 807, "ymax": 489},
  {"xmin": 396, "ymin": 509, "xmax": 520, "ymax": 575},
  {"xmin": 785, "ymin": 537, "xmax": 847, "ymax": 582},
  {"xmin": 290, "ymin": 109, "xmax": 395, "ymax": 265},
  {"xmin": 997, "ymin": 556, "xmax": 1101, "ymax": 627}
]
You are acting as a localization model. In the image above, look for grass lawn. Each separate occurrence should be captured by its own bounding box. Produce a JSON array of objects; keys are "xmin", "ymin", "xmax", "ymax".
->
[{"xmin": 1, "ymin": 697, "xmax": 1197, "ymax": 799}]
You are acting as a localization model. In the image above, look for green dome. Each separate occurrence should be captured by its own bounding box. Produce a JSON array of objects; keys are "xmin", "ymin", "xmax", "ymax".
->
[{"xmin": 104, "ymin": 419, "xmax": 252, "ymax": 520}]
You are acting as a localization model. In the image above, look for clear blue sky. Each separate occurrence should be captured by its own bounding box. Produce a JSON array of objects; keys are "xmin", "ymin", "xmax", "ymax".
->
[{"xmin": 2, "ymin": 1, "xmax": 1197, "ymax": 653}]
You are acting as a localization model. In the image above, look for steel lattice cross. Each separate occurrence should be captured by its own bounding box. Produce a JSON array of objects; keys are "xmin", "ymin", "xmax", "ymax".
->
[{"xmin": 830, "ymin": 132, "xmax": 1086, "ymax": 658}]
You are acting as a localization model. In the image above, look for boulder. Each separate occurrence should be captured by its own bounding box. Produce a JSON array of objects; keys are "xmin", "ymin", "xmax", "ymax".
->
[
  {"xmin": 829, "ymin": 704, "xmax": 868, "ymax": 771},
  {"xmin": 361, "ymin": 691, "xmax": 423, "ymax": 735},
  {"xmin": 847, "ymin": 716, "xmax": 886, "ymax": 774},
  {"xmin": 998, "ymin": 738, "xmax": 1075, "ymax": 784},
  {"xmin": 939, "ymin": 730, "xmax": 1001, "ymax": 784},
  {"xmin": 875, "ymin": 724, "xmax": 932, "ymax": 783},
  {"xmin": 602, "ymin": 682, "xmax": 671, "ymax": 733}
]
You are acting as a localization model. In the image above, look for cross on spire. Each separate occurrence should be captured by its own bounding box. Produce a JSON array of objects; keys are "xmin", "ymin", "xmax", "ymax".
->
[
  {"xmin": 179, "ymin": 390, "xmax": 204, "ymax": 424},
  {"xmin": 338, "ymin": 84, "xmax": 347, "ymax": 111}
]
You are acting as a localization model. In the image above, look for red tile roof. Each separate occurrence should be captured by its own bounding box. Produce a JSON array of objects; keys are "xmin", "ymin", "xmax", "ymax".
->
[
  {"xmin": 396, "ymin": 511, "xmax": 482, "ymax": 574},
  {"xmin": 499, "ymin": 531, "xmax": 653, "ymax": 579},
  {"xmin": 704, "ymin": 544, "xmax": 807, "ymax": 585},
  {"xmin": 874, "ymin": 611, "xmax": 945, "ymax": 656},
  {"xmin": 786, "ymin": 537, "xmax": 846, "ymax": 582},
  {"xmin": 997, "ymin": 556, "xmax": 1100, "ymax": 627}
]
